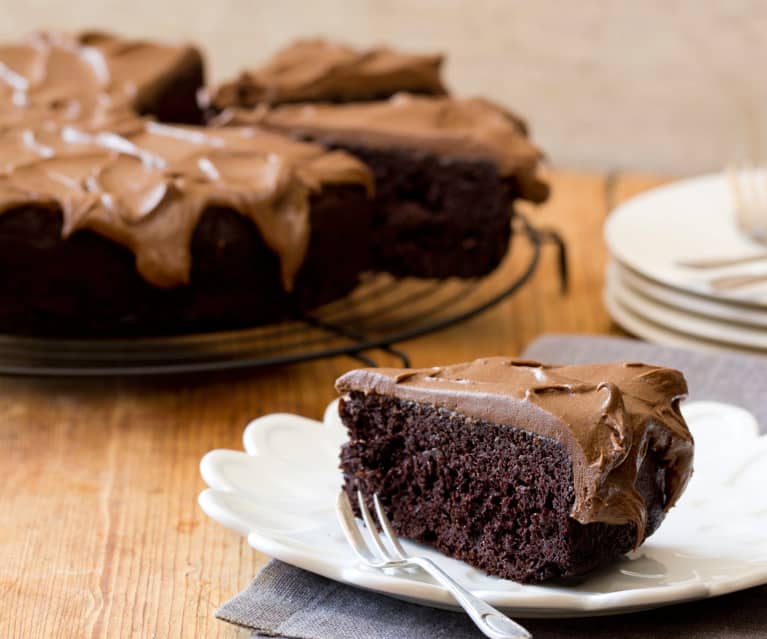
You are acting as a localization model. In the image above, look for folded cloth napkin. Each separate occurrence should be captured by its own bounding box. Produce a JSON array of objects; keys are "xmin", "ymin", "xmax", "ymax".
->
[
  {"xmin": 218, "ymin": 560, "xmax": 767, "ymax": 639},
  {"xmin": 216, "ymin": 334, "xmax": 767, "ymax": 639}
]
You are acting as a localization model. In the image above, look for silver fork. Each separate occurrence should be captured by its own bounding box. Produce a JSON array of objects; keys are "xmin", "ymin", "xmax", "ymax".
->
[
  {"xmin": 336, "ymin": 491, "xmax": 532, "ymax": 639},
  {"xmin": 677, "ymin": 165, "xmax": 767, "ymax": 269},
  {"xmin": 728, "ymin": 163, "xmax": 767, "ymax": 244},
  {"xmin": 674, "ymin": 166, "xmax": 767, "ymax": 288}
]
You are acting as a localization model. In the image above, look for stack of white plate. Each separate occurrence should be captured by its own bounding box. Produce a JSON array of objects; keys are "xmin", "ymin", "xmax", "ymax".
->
[{"xmin": 604, "ymin": 173, "xmax": 767, "ymax": 354}]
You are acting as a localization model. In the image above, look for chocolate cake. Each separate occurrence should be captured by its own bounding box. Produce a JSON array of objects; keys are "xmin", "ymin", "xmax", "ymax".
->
[
  {"xmin": 336, "ymin": 358, "xmax": 694, "ymax": 584},
  {"xmin": 0, "ymin": 31, "xmax": 551, "ymax": 336},
  {"xmin": 203, "ymin": 38, "xmax": 446, "ymax": 111},
  {"xmin": 254, "ymin": 95, "xmax": 549, "ymax": 277},
  {"xmin": 0, "ymin": 119, "xmax": 373, "ymax": 336}
]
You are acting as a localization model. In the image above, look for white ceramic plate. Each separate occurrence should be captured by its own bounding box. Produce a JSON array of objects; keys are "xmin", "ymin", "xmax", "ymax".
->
[
  {"xmin": 604, "ymin": 173, "xmax": 767, "ymax": 306},
  {"xmin": 610, "ymin": 260, "xmax": 767, "ymax": 329},
  {"xmin": 603, "ymin": 286, "xmax": 763, "ymax": 354},
  {"xmin": 199, "ymin": 400, "xmax": 767, "ymax": 618},
  {"xmin": 606, "ymin": 265, "xmax": 767, "ymax": 351}
]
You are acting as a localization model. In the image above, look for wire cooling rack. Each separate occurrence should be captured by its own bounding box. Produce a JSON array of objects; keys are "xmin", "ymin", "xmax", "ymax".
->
[{"xmin": 0, "ymin": 214, "xmax": 566, "ymax": 375}]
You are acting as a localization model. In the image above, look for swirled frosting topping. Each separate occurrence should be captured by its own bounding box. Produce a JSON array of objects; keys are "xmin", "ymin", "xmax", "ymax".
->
[
  {"xmin": 258, "ymin": 94, "xmax": 548, "ymax": 202},
  {"xmin": 0, "ymin": 31, "xmax": 202, "ymax": 131},
  {"xmin": 0, "ymin": 119, "xmax": 372, "ymax": 290},
  {"xmin": 336, "ymin": 357, "xmax": 694, "ymax": 542},
  {"xmin": 205, "ymin": 38, "xmax": 446, "ymax": 110}
]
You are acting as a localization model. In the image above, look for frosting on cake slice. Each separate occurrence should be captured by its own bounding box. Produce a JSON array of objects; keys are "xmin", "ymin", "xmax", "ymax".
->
[{"xmin": 337, "ymin": 357, "xmax": 694, "ymax": 547}]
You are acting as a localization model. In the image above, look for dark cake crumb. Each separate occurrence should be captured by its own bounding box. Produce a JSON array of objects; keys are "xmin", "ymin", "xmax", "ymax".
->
[
  {"xmin": 340, "ymin": 391, "xmax": 667, "ymax": 583},
  {"xmin": 309, "ymin": 143, "xmax": 515, "ymax": 278},
  {"xmin": 0, "ymin": 186, "xmax": 371, "ymax": 336}
]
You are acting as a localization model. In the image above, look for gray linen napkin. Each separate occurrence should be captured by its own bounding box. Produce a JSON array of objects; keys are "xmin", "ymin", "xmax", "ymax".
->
[{"xmin": 216, "ymin": 334, "xmax": 767, "ymax": 639}]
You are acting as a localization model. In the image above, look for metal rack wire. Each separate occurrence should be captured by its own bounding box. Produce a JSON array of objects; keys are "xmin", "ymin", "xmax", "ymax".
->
[{"xmin": 0, "ymin": 214, "xmax": 566, "ymax": 375}]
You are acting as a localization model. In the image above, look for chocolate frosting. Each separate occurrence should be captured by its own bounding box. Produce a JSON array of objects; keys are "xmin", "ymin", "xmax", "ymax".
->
[
  {"xmin": 336, "ymin": 357, "xmax": 694, "ymax": 543},
  {"xmin": 0, "ymin": 31, "xmax": 202, "ymax": 131},
  {"xmin": 0, "ymin": 119, "xmax": 372, "ymax": 290},
  {"xmin": 205, "ymin": 38, "xmax": 446, "ymax": 110},
  {"xmin": 0, "ymin": 31, "xmax": 372, "ymax": 292},
  {"xmin": 256, "ymin": 94, "xmax": 548, "ymax": 202}
]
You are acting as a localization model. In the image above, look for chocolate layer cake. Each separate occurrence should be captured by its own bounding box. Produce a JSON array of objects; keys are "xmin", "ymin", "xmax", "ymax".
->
[
  {"xmin": 0, "ymin": 120, "xmax": 373, "ymax": 336},
  {"xmin": 204, "ymin": 38, "xmax": 446, "ymax": 111},
  {"xmin": 336, "ymin": 358, "xmax": 694, "ymax": 583},
  {"xmin": 0, "ymin": 31, "xmax": 205, "ymax": 128},
  {"xmin": 256, "ymin": 95, "xmax": 549, "ymax": 277}
]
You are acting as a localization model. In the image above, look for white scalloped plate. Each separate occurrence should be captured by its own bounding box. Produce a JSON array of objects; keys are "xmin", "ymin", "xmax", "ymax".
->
[{"xmin": 199, "ymin": 400, "xmax": 767, "ymax": 618}]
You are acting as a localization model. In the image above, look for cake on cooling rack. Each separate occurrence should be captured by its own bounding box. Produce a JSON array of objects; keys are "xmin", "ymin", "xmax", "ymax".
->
[
  {"xmin": 336, "ymin": 358, "xmax": 694, "ymax": 583},
  {"xmin": 0, "ymin": 32, "xmax": 549, "ymax": 336},
  {"xmin": 202, "ymin": 38, "xmax": 447, "ymax": 110}
]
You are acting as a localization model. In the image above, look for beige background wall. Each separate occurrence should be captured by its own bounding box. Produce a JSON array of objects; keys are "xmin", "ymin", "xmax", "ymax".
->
[{"xmin": 3, "ymin": 0, "xmax": 766, "ymax": 174}]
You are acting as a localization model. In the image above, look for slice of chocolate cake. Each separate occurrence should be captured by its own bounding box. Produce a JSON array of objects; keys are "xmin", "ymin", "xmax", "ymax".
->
[
  {"xmin": 0, "ymin": 31, "xmax": 205, "ymax": 128},
  {"xmin": 254, "ymin": 95, "xmax": 549, "ymax": 278},
  {"xmin": 0, "ymin": 120, "xmax": 373, "ymax": 336},
  {"xmin": 203, "ymin": 38, "xmax": 446, "ymax": 112},
  {"xmin": 336, "ymin": 358, "xmax": 694, "ymax": 584}
]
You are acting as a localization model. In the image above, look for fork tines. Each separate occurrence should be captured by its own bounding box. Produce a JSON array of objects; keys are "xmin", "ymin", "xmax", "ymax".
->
[
  {"xmin": 336, "ymin": 491, "xmax": 407, "ymax": 566},
  {"xmin": 728, "ymin": 164, "xmax": 767, "ymax": 243}
]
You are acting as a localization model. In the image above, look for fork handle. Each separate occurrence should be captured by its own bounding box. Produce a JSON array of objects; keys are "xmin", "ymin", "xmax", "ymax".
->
[
  {"xmin": 408, "ymin": 556, "xmax": 532, "ymax": 639},
  {"xmin": 677, "ymin": 252, "xmax": 767, "ymax": 269},
  {"xmin": 710, "ymin": 272, "xmax": 767, "ymax": 290}
]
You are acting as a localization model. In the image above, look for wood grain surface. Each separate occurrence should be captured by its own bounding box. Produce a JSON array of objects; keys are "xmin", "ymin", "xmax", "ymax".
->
[{"xmin": 0, "ymin": 169, "xmax": 668, "ymax": 638}]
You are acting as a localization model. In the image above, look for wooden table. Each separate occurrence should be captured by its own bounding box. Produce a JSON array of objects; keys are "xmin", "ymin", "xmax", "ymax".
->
[{"xmin": 1, "ymin": 169, "xmax": 669, "ymax": 638}]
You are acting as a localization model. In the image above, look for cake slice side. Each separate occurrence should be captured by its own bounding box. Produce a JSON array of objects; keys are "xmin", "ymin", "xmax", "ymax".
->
[{"xmin": 340, "ymin": 391, "xmax": 664, "ymax": 583}]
